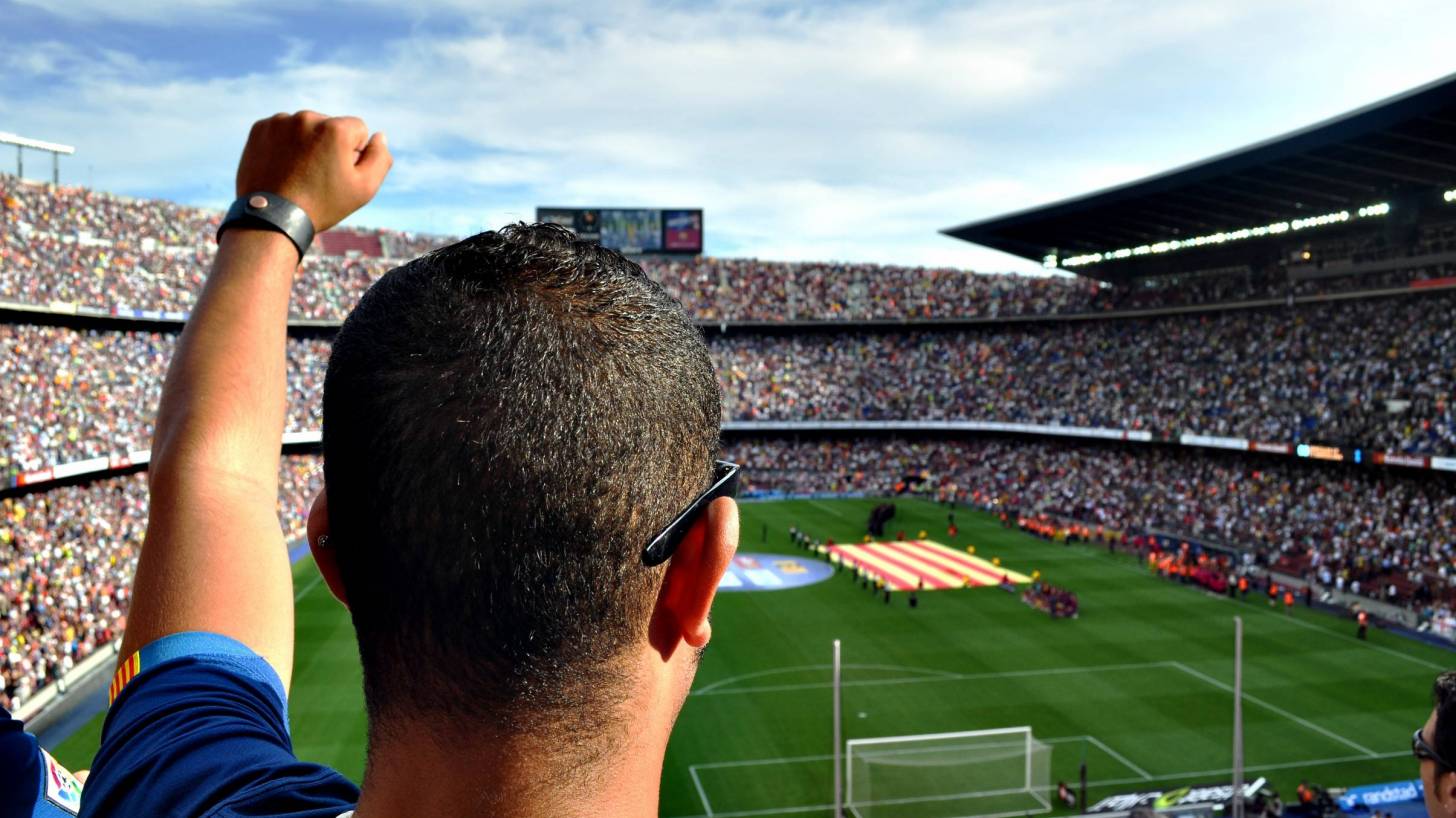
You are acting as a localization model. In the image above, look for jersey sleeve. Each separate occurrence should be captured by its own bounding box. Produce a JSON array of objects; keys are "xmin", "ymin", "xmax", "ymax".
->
[
  {"xmin": 0, "ymin": 707, "xmax": 84, "ymax": 818},
  {"xmin": 78, "ymin": 632, "xmax": 358, "ymax": 818}
]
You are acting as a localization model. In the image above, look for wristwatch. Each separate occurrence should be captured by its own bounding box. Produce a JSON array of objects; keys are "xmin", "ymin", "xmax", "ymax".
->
[{"xmin": 216, "ymin": 192, "xmax": 316, "ymax": 261}]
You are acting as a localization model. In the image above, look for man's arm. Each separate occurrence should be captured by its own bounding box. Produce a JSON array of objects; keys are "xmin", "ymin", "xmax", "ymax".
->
[{"xmin": 118, "ymin": 112, "xmax": 391, "ymax": 691}]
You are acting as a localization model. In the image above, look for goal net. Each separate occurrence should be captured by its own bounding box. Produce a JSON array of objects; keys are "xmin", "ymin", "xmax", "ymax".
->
[{"xmin": 845, "ymin": 727, "xmax": 1052, "ymax": 818}]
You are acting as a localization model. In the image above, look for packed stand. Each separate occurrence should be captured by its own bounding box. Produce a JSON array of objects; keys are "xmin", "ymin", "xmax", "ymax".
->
[
  {"xmin": 0, "ymin": 228, "xmax": 395, "ymax": 320},
  {"xmin": 0, "ymin": 455, "xmax": 322, "ymax": 711},
  {"xmin": 714, "ymin": 290, "xmax": 1456, "ymax": 455},
  {"xmin": 8, "ymin": 172, "xmax": 1456, "ymax": 322},
  {"xmin": 1, "ymin": 173, "xmax": 217, "ymax": 248},
  {"xmin": 724, "ymin": 436, "xmax": 1456, "ymax": 612},
  {"xmin": 0, "ymin": 174, "xmax": 420, "ymax": 320},
  {"xmin": 3, "ymin": 289, "xmax": 1454, "ymax": 475},
  {"xmin": 641, "ymin": 257, "xmax": 1104, "ymax": 320},
  {"xmin": 0, "ymin": 325, "xmax": 329, "ymax": 478}
]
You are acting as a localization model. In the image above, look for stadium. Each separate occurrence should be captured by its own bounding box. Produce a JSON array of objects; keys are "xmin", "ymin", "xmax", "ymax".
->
[{"xmin": 2, "ymin": 26, "xmax": 1455, "ymax": 818}]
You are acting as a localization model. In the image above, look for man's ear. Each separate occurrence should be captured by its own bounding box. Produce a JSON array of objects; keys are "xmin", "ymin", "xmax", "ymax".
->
[
  {"xmin": 1441, "ymin": 770, "xmax": 1456, "ymax": 818},
  {"xmin": 648, "ymin": 497, "xmax": 739, "ymax": 661},
  {"xmin": 306, "ymin": 490, "xmax": 348, "ymax": 608}
]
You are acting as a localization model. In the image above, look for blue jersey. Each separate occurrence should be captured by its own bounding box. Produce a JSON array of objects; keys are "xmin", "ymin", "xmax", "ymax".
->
[
  {"xmin": 78, "ymin": 632, "xmax": 358, "ymax": 818},
  {"xmin": 0, "ymin": 705, "xmax": 83, "ymax": 818}
]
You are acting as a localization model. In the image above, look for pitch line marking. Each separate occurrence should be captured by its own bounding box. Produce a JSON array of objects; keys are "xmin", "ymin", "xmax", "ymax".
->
[
  {"xmin": 1062, "ymin": 539, "xmax": 1448, "ymax": 672},
  {"xmin": 673, "ymin": 750, "xmax": 1409, "ymax": 818},
  {"xmin": 1084, "ymin": 735, "xmax": 1152, "ymax": 780},
  {"xmin": 294, "ymin": 572, "xmax": 324, "ymax": 602},
  {"xmin": 689, "ymin": 765, "xmax": 714, "ymax": 817},
  {"xmin": 692, "ymin": 660, "xmax": 1172, "ymax": 697},
  {"xmin": 694, "ymin": 735, "xmax": 1099, "ymax": 770},
  {"xmin": 1220, "ymin": 595, "xmax": 1447, "ymax": 672},
  {"xmin": 1169, "ymin": 661, "xmax": 1377, "ymax": 757},
  {"xmin": 693, "ymin": 663, "xmax": 957, "ymax": 696}
]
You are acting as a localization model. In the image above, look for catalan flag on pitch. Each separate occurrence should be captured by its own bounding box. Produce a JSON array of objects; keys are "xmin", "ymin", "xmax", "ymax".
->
[
  {"xmin": 824, "ymin": 540, "xmax": 1032, "ymax": 591},
  {"xmin": 108, "ymin": 651, "xmax": 142, "ymax": 704}
]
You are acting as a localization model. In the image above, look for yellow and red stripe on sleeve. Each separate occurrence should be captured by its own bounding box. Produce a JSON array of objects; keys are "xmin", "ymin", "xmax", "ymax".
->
[{"xmin": 108, "ymin": 651, "xmax": 142, "ymax": 704}]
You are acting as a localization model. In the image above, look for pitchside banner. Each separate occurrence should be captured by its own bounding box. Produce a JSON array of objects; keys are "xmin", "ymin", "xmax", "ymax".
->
[
  {"xmin": 535, "ymin": 207, "xmax": 703, "ymax": 254},
  {"xmin": 1088, "ymin": 778, "xmax": 1266, "ymax": 814},
  {"xmin": 1337, "ymin": 780, "xmax": 1423, "ymax": 811}
]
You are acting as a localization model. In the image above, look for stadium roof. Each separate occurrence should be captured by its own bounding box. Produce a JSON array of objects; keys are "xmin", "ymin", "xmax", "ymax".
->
[{"xmin": 944, "ymin": 72, "xmax": 1456, "ymax": 283}]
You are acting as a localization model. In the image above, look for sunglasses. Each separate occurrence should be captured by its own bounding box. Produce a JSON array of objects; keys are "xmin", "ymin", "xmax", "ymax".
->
[
  {"xmin": 1415, "ymin": 727, "xmax": 1453, "ymax": 769},
  {"xmin": 641, "ymin": 460, "xmax": 740, "ymax": 566}
]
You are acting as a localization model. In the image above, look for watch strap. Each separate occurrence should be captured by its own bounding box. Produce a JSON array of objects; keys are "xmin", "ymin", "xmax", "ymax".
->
[{"xmin": 216, "ymin": 192, "xmax": 315, "ymax": 260}]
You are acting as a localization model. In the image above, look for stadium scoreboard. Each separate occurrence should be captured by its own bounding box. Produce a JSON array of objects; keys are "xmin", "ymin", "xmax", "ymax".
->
[{"xmin": 536, "ymin": 207, "xmax": 703, "ymax": 255}]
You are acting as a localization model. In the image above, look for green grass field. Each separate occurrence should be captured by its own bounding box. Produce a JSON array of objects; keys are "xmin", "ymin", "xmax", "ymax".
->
[{"xmin": 49, "ymin": 498, "xmax": 1449, "ymax": 817}]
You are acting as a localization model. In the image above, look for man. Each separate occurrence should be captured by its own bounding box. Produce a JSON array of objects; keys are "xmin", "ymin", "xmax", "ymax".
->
[
  {"xmin": 1, "ymin": 705, "xmax": 85, "ymax": 817},
  {"xmin": 1417, "ymin": 671, "xmax": 1456, "ymax": 818},
  {"xmin": 1357, "ymin": 607, "xmax": 1370, "ymax": 640},
  {"xmin": 79, "ymin": 112, "xmax": 740, "ymax": 817}
]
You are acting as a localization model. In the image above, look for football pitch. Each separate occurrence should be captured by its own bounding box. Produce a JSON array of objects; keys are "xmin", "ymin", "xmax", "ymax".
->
[{"xmin": 50, "ymin": 497, "xmax": 1447, "ymax": 816}]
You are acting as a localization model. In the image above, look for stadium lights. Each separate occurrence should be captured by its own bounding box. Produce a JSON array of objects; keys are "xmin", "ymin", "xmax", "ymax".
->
[
  {"xmin": 0, "ymin": 132, "xmax": 76, "ymax": 155},
  {"xmin": 1059, "ymin": 203, "xmax": 1390, "ymax": 268},
  {"xmin": 1444, "ymin": 189, "xmax": 1456, "ymax": 203},
  {"xmin": 1042, "ymin": 254, "xmax": 1059, "ymax": 269},
  {"xmin": 0, "ymin": 132, "xmax": 76, "ymax": 186}
]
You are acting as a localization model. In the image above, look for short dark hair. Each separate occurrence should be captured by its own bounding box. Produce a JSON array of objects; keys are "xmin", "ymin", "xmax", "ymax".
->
[
  {"xmin": 1433, "ymin": 671, "xmax": 1456, "ymax": 770},
  {"xmin": 322, "ymin": 224, "xmax": 720, "ymax": 744}
]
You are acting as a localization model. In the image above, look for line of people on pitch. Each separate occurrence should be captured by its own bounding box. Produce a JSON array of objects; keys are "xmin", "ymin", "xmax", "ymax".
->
[
  {"xmin": 1139, "ymin": 538, "xmax": 1379, "ymax": 641},
  {"xmin": 787, "ymin": 526, "xmax": 923, "ymax": 607}
]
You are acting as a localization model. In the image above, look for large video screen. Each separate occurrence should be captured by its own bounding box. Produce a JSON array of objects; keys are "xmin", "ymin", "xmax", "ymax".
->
[
  {"xmin": 538, "ymin": 207, "xmax": 601, "ymax": 243},
  {"xmin": 601, "ymin": 209, "xmax": 662, "ymax": 253},
  {"xmin": 663, "ymin": 209, "xmax": 703, "ymax": 252},
  {"xmin": 534, "ymin": 207, "xmax": 701, "ymax": 254}
]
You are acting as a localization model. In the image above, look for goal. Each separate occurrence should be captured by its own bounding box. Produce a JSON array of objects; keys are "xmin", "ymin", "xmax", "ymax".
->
[{"xmin": 844, "ymin": 727, "xmax": 1052, "ymax": 818}]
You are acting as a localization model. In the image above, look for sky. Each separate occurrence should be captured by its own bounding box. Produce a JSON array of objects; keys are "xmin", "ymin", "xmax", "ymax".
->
[{"xmin": 2, "ymin": 0, "xmax": 1455, "ymax": 272}]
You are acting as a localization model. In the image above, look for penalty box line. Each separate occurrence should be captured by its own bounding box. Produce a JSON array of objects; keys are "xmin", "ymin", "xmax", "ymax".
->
[
  {"xmin": 689, "ymin": 735, "xmax": 1146, "ymax": 818},
  {"xmin": 676, "ymin": 748, "xmax": 1409, "ymax": 818},
  {"xmin": 684, "ymin": 660, "xmax": 1378, "ymax": 817},
  {"xmin": 1168, "ymin": 661, "xmax": 1378, "ymax": 757},
  {"xmin": 692, "ymin": 659, "xmax": 1175, "ymax": 697}
]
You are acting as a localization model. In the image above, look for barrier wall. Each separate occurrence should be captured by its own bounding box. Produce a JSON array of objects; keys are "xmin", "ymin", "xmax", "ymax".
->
[{"xmin": 8, "ymin": 419, "xmax": 1450, "ymax": 497}]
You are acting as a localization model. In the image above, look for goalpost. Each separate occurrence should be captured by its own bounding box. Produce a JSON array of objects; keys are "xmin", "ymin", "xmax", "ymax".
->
[{"xmin": 844, "ymin": 727, "xmax": 1052, "ymax": 818}]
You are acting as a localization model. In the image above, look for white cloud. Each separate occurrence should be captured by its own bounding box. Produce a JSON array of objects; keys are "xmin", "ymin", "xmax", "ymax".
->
[{"xmin": 4, "ymin": 0, "xmax": 1456, "ymax": 269}]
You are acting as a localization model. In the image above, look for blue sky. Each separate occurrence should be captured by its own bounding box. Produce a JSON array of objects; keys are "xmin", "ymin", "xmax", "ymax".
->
[{"xmin": 2, "ymin": 0, "xmax": 1455, "ymax": 271}]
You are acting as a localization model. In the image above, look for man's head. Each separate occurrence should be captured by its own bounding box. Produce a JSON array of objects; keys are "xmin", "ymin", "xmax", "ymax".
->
[
  {"xmin": 309, "ymin": 224, "xmax": 735, "ymax": 758},
  {"xmin": 1420, "ymin": 671, "xmax": 1456, "ymax": 818}
]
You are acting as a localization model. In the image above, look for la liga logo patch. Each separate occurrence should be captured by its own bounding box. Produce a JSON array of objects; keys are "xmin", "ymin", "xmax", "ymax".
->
[{"xmin": 41, "ymin": 749, "xmax": 82, "ymax": 814}]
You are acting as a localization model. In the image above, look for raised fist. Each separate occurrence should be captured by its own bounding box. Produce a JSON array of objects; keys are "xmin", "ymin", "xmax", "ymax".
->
[{"xmin": 235, "ymin": 111, "xmax": 392, "ymax": 233}]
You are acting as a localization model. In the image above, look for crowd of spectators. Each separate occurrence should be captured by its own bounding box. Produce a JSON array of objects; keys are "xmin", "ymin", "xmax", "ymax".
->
[
  {"xmin": 722, "ymin": 436, "xmax": 1456, "ymax": 612},
  {"xmin": 0, "ymin": 173, "xmax": 435, "ymax": 319},
  {"xmin": 1, "ymin": 174, "xmax": 217, "ymax": 248},
  {"xmin": 641, "ymin": 256, "xmax": 1106, "ymax": 320},
  {"xmin": 2, "ymin": 288, "xmax": 1452, "ymax": 478},
  {"xmin": 0, "ymin": 455, "xmax": 322, "ymax": 711},
  {"xmin": 9, "ymin": 173, "xmax": 1456, "ymax": 324},
  {"xmin": 3, "ymin": 175, "xmax": 1455, "ymax": 701},
  {"xmin": 0, "ymin": 324, "xmax": 329, "ymax": 478},
  {"xmin": 714, "ymin": 291, "xmax": 1456, "ymax": 455}
]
